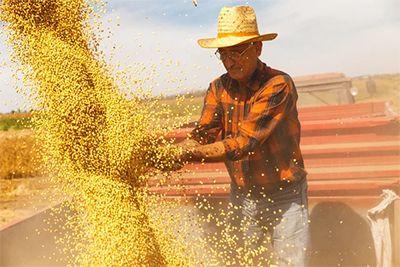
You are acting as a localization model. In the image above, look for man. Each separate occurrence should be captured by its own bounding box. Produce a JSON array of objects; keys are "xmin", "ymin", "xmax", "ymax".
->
[{"xmin": 177, "ymin": 5, "xmax": 309, "ymax": 266}]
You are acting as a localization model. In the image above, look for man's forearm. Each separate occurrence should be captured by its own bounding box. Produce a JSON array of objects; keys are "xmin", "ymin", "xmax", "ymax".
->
[{"xmin": 187, "ymin": 141, "xmax": 226, "ymax": 162}]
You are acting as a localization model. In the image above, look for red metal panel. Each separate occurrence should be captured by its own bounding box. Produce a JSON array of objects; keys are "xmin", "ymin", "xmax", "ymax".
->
[
  {"xmin": 166, "ymin": 117, "xmax": 399, "ymax": 142},
  {"xmin": 302, "ymin": 145, "xmax": 399, "ymax": 156},
  {"xmin": 148, "ymin": 179, "xmax": 399, "ymax": 197},
  {"xmin": 147, "ymin": 170, "xmax": 400, "ymax": 188},
  {"xmin": 298, "ymin": 101, "xmax": 387, "ymax": 121},
  {"xmin": 302, "ymin": 133, "xmax": 399, "ymax": 145},
  {"xmin": 304, "ymin": 155, "xmax": 400, "ymax": 167},
  {"xmin": 299, "ymin": 102, "xmax": 385, "ymax": 121},
  {"xmin": 300, "ymin": 117, "xmax": 398, "ymax": 132}
]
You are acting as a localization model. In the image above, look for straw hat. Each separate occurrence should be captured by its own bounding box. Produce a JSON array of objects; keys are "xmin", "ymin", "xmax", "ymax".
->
[{"xmin": 198, "ymin": 6, "xmax": 277, "ymax": 49}]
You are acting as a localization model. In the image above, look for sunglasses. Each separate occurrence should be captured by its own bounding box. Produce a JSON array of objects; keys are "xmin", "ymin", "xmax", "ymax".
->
[{"xmin": 214, "ymin": 43, "xmax": 254, "ymax": 61}]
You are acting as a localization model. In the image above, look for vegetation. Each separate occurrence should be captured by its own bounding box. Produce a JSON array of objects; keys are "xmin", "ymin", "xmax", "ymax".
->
[
  {"xmin": 0, "ymin": 113, "xmax": 32, "ymax": 131},
  {"xmin": 352, "ymin": 74, "xmax": 400, "ymax": 112},
  {"xmin": 0, "ymin": 130, "xmax": 41, "ymax": 179}
]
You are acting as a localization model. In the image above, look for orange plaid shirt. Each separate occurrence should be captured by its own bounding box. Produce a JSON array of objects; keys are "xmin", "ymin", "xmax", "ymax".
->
[{"xmin": 190, "ymin": 60, "xmax": 308, "ymax": 191}]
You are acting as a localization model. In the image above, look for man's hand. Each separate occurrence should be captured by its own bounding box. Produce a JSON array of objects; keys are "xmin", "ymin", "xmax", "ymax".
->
[
  {"xmin": 177, "ymin": 138, "xmax": 202, "ymax": 151},
  {"xmin": 155, "ymin": 138, "xmax": 226, "ymax": 172},
  {"xmin": 174, "ymin": 138, "xmax": 201, "ymax": 165},
  {"xmin": 190, "ymin": 141, "xmax": 226, "ymax": 162},
  {"xmin": 154, "ymin": 139, "xmax": 200, "ymax": 172},
  {"xmin": 178, "ymin": 139, "xmax": 226, "ymax": 163}
]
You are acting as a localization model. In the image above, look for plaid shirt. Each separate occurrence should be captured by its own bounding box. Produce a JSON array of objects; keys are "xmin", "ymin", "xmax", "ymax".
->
[{"xmin": 190, "ymin": 60, "xmax": 307, "ymax": 192}]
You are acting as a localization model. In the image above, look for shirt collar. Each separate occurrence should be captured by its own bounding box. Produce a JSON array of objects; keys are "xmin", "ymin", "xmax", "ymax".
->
[{"xmin": 248, "ymin": 60, "xmax": 266, "ymax": 92}]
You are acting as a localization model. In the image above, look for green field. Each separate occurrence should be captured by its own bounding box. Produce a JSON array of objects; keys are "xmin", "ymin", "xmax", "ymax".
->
[{"xmin": 0, "ymin": 113, "xmax": 32, "ymax": 131}]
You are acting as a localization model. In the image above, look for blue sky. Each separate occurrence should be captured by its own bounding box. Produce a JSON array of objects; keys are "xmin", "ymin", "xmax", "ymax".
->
[
  {"xmin": 0, "ymin": 0, "xmax": 399, "ymax": 112},
  {"xmin": 107, "ymin": 0, "xmax": 270, "ymax": 25}
]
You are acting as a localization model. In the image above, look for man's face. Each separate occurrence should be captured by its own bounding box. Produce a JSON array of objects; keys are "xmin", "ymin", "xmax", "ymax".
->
[{"xmin": 217, "ymin": 41, "xmax": 262, "ymax": 83}]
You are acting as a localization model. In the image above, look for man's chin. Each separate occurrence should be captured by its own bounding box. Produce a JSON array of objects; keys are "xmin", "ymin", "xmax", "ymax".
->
[{"xmin": 228, "ymin": 72, "xmax": 244, "ymax": 81}]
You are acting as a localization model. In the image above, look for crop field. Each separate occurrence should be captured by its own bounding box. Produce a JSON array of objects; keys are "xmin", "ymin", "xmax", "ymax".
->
[
  {"xmin": 352, "ymin": 74, "xmax": 400, "ymax": 111},
  {"xmin": 0, "ymin": 112, "xmax": 32, "ymax": 131}
]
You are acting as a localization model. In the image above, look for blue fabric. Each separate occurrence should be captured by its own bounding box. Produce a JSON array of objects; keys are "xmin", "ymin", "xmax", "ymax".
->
[{"xmin": 228, "ymin": 178, "xmax": 310, "ymax": 266}]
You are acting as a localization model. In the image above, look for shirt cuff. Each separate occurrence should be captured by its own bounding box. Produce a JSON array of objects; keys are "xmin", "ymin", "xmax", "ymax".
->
[{"xmin": 222, "ymin": 135, "xmax": 250, "ymax": 161}]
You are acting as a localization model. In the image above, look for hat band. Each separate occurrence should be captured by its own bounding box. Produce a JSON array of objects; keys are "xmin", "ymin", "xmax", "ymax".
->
[{"xmin": 217, "ymin": 31, "xmax": 259, "ymax": 38}]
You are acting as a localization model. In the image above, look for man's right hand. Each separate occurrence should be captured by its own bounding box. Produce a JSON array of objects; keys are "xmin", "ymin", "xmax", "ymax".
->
[
  {"xmin": 154, "ymin": 139, "xmax": 200, "ymax": 172},
  {"xmin": 177, "ymin": 138, "xmax": 202, "ymax": 151}
]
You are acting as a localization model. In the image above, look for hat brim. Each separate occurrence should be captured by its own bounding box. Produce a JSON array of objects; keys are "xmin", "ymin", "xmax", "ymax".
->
[{"xmin": 198, "ymin": 33, "xmax": 277, "ymax": 49}]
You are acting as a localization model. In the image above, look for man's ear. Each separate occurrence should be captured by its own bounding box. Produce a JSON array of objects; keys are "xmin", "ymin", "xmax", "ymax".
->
[{"xmin": 255, "ymin": 41, "xmax": 262, "ymax": 56}]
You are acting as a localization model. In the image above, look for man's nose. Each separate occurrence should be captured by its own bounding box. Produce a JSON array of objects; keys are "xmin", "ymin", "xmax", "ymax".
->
[{"xmin": 223, "ymin": 57, "xmax": 236, "ymax": 69}]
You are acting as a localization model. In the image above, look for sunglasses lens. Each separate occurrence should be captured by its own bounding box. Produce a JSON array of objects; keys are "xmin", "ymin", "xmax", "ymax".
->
[{"xmin": 216, "ymin": 45, "xmax": 252, "ymax": 61}]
